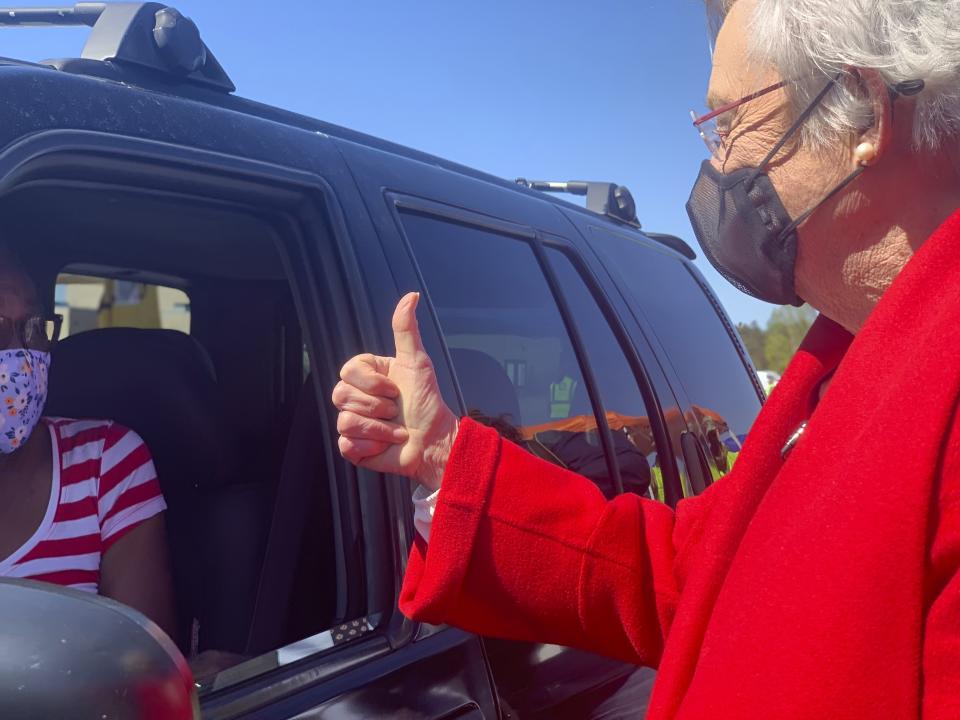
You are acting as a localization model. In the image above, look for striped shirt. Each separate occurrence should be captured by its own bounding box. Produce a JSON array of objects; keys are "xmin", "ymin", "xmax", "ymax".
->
[{"xmin": 0, "ymin": 418, "xmax": 167, "ymax": 593}]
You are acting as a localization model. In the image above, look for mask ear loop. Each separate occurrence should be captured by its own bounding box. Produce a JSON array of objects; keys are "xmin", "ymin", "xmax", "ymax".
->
[
  {"xmin": 739, "ymin": 71, "xmax": 867, "ymax": 242},
  {"xmin": 778, "ymin": 76, "xmax": 925, "ymax": 239},
  {"xmin": 747, "ymin": 72, "xmax": 844, "ymax": 185},
  {"xmin": 777, "ymin": 165, "xmax": 866, "ymax": 239}
]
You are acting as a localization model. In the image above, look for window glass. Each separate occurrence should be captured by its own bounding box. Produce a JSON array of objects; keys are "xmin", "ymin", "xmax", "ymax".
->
[
  {"xmin": 545, "ymin": 247, "xmax": 664, "ymax": 501},
  {"xmin": 403, "ymin": 213, "xmax": 625, "ymax": 498},
  {"xmin": 55, "ymin": 273, "xmax": 190, "ymax": 338},
  {"xmin": 590, "ymin": 229, "xmax": 761, "ymax": 479},
  {"xmin": 405, "ymin": 214, "xmax": 656, "ymax": 716}
]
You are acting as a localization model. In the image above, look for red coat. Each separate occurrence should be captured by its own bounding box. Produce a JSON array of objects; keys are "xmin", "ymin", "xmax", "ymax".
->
[{"xmin": 400, "ymin": 209, "xmax": 960, "ymax": 719}]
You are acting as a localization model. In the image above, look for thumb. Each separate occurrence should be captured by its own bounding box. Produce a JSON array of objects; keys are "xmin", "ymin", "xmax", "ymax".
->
[{"xmin": 392, "ymin": 291, "xmax": 426, "ymax": 361}]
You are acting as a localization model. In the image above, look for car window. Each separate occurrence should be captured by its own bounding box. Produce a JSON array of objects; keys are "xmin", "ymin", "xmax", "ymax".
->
[
  {"xmin": 55, "ymin": 273, "xmax": 190, "ymax": 338},
  {"xmin": 544, "ymin": 246, "xmax": 665, "ymax": 501},
  {"xmin": 589, "ymin": 229, "xmax": 762, "ymax": 480},
  {"xmin": 402, "ymin": 211, "xmax": 660, "ymax": 500}
]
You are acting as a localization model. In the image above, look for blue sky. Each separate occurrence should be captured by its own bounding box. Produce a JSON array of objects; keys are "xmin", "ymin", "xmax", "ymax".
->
[{"xmin": 0, "ymin": 0, "xmax": 779, "ymax": 327}]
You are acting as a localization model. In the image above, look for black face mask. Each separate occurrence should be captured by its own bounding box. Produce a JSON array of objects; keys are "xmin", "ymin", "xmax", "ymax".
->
[{"xmin": 686, "ymin": 75, "xmax": 865, "ymax": 306}]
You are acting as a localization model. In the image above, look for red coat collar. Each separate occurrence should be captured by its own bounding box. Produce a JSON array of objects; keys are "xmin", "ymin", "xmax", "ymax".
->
[
  {"xmin": 654, "ymin": 207, "xmax": 960, "ymax": 718},
  {"xmin": 752, "ymin": 207, "xmax": 960, "ymax": 459}
]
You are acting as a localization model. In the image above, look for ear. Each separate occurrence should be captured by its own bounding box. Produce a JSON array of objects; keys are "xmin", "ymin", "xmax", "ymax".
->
[{"xmin": 846, "ymin": 67, "xmax": 894, "ymax": 167}]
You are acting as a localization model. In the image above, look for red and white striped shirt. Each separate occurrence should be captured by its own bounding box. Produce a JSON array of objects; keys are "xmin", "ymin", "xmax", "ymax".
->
[{"xmin": 0, "ymin": 418, "xmax": 167, "ymax": 593}]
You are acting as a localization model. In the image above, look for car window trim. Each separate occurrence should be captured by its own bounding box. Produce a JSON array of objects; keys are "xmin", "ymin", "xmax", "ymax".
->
[
  {"xmin": 385, "ymin": 194, "xmax": 540, "ymax": 420},
  {"xmin": 389, "ymin": 194, "xmax": 637, "ymax": 497},
  {"xmin": 531, "ymin": 237, "xmax": 624, "ymax": 495},
  {"xmin": 539, "ymin": 237, "xmax": 684, "ymax": 506},
  {"xmin": 680, "ymin": 262, "xmax": 767, "ymax": 402},
  {"xmin": 585, "ymin": 222, "xmax": 765, "ymax": 406}
]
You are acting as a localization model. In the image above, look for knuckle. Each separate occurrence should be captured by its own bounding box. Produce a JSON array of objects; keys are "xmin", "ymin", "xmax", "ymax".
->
[
  {"xmin": 357, "ymin": 415, "xmax": 378, "ymax": 433},
  {"xmin": 338, "ymin": 360, "xmax": 356, "ymax": 381},
  {"xmin": 336, "ymin": 411, "xmax": 356, "ymax": 435},
  {"xmin": 346, "ymin": 398, "xmax": 371, "ymax": 416},
  {"xmin": 376, "ymin": 398, "xmax": 398, "ymax": 418},
  {"xmin": 339, "ymin": 354, "xmax": 370, "ymax": 381},
  {"xmin": 339, "ymin": 437, "xmax": 363, "ymax": 464}
]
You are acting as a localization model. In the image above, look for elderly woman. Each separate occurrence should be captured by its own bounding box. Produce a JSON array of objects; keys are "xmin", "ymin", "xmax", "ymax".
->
[{"xmin": 333, "ymin": 0, "xmax": 960, "ymax": 717}]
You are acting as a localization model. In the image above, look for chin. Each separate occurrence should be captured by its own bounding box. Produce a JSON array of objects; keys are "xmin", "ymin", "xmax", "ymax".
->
[
  {"xmin": 811, "ymin": 294, "xmax": 872, "ymax": 335},
  {"xmin": 797, "ymin": 280, "xmax": 860, "ymax": 335}
]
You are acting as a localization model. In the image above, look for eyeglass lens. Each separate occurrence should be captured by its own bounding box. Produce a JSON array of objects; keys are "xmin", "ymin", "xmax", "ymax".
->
[{"xmin": 0, "ymin": 316, "xmax": 58, "ymax": 351}]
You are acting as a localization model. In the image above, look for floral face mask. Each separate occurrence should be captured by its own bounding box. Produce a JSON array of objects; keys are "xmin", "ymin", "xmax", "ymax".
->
[{"xmin": 0, "ymin": 349, "xmax": 50, "ymax": 454}]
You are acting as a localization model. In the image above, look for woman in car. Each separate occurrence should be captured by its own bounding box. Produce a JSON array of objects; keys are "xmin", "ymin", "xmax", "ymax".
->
[
  {"xmin": 333, "ymin": 0, "xmax": 960, "ymax": 717},
  {"xmin": 0, "ymin": 247, "xmax": 175, "ymax": 639}
]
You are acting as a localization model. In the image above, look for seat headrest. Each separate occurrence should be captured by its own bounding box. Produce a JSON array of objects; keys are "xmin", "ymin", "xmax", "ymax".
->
[
  {"xmin": 46, "ymin": 328, "xmax": 235, "ymax": 490},
  {"xmin": 449, "ymin": 348, "xmax": 521, "ymax": 427}
]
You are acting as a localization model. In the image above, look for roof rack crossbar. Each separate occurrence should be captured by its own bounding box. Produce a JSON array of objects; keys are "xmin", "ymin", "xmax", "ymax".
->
[
  {"xmin": 0, "ymin": 2, "xmax": 235, "ymax": 92},
  {"xmin": 0, "ymin": 4, "xmax": 105, "ymax": 27},
  {"xmin": 515, "ymin": 178, "xmax": 697, "ymax": 259},
  {"xmin": 516, "ymin": 178, "xmax": 640, "ymax": 227}
]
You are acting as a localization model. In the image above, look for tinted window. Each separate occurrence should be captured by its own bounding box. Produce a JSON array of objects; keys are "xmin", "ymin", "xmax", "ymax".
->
[
  {"xmin": 590, "ymin": 229, "xmax": 761, "ymax": 478},
  {"xmin": 545, "ymin": 247, "xmax": 664, "ymax": 500},
  {"xmin": 404, "ymin": 212, "xmax": 629, "ymax": 498}
]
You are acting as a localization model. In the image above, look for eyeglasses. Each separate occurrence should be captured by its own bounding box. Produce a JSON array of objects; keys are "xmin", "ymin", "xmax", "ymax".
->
[
  {"xmin": 0, "ymin": 314, "xmax": 63, "ymax": 352},
  {"xmin": 690, "ymin": 80, "xmax": 788, "ymax": 159}
]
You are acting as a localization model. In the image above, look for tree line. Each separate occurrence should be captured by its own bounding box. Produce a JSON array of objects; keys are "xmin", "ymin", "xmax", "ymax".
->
[{"xmin": 735, "ymin": 305, "xmax": 817, "ymax": 374}]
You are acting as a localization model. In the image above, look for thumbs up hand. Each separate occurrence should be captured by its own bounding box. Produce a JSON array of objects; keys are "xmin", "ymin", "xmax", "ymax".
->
[{"xmin": 332, "ymin": 292, "xmax": 459, "ymax": 491}]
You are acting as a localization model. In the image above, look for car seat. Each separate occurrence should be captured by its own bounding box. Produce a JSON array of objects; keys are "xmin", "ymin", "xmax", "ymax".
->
[
  {"xmin": 45, "ymin": 328, "xmax": 267, "ymax": 654},
  {"xmin": 246, "ymin": 374, "xmax": 336, "ymax": 655},
  {"xmin": 448, "ymin": 348, "xmax": 522, "ymax": 427}
]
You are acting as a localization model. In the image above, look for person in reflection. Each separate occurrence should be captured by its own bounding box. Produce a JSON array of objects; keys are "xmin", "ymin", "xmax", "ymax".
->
[
  {"xmin": 472, "ymin": 408, "xmax": 651, "ymax": 499},
  {"xmin": 333, "ymin": 0, "xmax": 960, "ymax": 716}
]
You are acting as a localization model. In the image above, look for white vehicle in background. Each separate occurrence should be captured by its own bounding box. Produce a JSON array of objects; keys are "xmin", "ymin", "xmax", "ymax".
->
[{"xmin": 757, "ymin": 370, "xmax": 782, "ymax": 396}]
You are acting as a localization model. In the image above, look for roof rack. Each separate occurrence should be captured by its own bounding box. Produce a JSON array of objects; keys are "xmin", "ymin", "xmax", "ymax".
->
[
  {"xmin": 515, "ymin": 179, "xmax": 639, "ymax": 226},
  {"xmin": 515, "ymin": 179, "xmax": 697, "ymax": 259},
  {"xmin": 0, "ymin": 3, "xmax": 235, "ymax": 92}
]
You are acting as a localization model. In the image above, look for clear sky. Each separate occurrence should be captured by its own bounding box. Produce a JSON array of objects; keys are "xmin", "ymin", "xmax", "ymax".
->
[{"xmin": 0, "ymin": 0, "xmax": 780, "ymax": 327}]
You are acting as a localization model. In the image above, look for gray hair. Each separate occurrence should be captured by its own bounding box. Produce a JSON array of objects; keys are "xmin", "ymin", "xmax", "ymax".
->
[{"xmin": 721, "ymin": 0, "xmax": 960, "ymax": 149}]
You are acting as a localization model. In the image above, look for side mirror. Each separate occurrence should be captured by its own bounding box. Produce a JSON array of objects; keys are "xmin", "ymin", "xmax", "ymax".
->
[{"xmin": 0, "ymin": 579, "xmax": 198, "ymax": 719}]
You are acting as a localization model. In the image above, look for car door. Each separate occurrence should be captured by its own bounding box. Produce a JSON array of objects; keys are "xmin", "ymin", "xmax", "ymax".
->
[
  {"xmin": 0, "ymin": 65, "xmax": 499, "ymax": 720},
  {"xmin": 337, "ymin": 139, "xmax": 681, "ymax": 717}
]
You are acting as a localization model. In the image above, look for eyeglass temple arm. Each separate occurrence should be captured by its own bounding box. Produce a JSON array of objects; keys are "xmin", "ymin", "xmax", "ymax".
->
[{"xmin": 692, "ymin": 80, "xmax": 788, "ymax": 126}]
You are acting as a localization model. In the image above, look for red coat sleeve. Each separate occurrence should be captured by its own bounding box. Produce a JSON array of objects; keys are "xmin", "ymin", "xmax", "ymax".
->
[
  {"xmin": 923, "ymin": 501, "xmax": 960, "ymax": 719},
  {"xmin": 400, "ymin": 418, "xmax": 696, "ymax": 667},
  {"xmin": 922, "ymin": 416, "xmax": 960, "ymax": 719}
]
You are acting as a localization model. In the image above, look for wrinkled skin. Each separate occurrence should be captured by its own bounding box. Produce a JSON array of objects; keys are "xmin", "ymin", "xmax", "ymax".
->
[
  {"xmin": 713, "ymin": 0, "xmax": 960, "ymax": 333},
  {"xmin": 332, "ymin": 293, "xmax": 458, "ymax": 490}
]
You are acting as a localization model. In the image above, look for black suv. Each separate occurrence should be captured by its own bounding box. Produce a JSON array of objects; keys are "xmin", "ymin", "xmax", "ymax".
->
[{"xmin": 0, "ymin": 4, "xmax": 764, "ymax": 718}]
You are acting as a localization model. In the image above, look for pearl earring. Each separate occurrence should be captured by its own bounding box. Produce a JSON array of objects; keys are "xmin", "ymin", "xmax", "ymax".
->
[{"xmin": 854, "ymin": 142, "xmax": 877, "ymax": 166}]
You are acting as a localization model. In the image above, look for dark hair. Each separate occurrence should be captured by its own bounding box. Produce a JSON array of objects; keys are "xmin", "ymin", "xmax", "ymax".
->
[
  {"xmin": 467, "ymin": 409, "xmax": 524, "ymax": 446},
  {"xmin": 0, "ymin": 242, "xmax": 21, "ymax": 266},
  {"xmin": 0, "ymin": 242, "xmax": 42, "ymax": 307}
]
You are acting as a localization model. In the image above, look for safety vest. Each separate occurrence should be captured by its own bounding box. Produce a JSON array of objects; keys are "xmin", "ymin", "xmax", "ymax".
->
[{"xmin": 549, "ymin": 376, "xmax": 578, "ymax": 419}]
